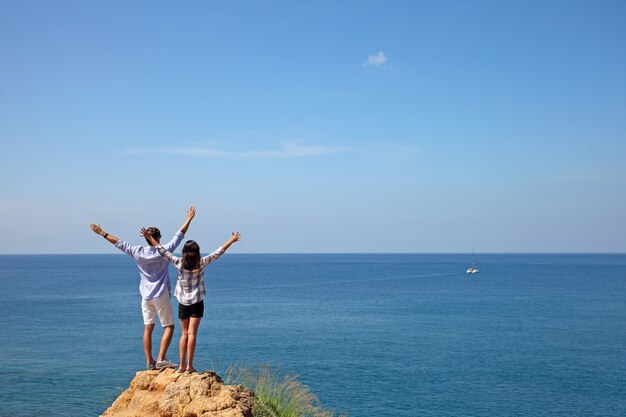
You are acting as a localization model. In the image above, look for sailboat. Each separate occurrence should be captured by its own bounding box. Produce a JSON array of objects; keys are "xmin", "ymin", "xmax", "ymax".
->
[{"xmin": 466, "ymin": 249, "xmax": 479, "ymax": 274}]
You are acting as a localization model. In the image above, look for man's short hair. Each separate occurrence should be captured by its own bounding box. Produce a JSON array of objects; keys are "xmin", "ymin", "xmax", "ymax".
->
[{"xmin": 145, "ymin": 227, "xmax": 161, "ymax": 245}]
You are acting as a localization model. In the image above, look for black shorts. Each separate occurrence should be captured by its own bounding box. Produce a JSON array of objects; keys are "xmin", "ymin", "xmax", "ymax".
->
[{"xmin": 178, "ymin": 300, "xmax": 204, "ymax": 320}]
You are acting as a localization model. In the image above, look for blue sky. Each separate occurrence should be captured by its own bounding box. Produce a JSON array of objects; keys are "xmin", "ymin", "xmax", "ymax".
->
[{"xmin": 1, "ymin": 1, "xmax": 625, "ymax": 254}]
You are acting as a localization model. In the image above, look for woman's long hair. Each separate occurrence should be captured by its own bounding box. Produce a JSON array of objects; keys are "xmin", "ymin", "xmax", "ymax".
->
[{"xmin": 181, "ymin": 240, "xmax": 201, "ymax": 271}]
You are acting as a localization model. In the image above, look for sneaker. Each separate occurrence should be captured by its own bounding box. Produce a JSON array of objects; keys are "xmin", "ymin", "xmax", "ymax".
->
[
  {"xmin": 147, "ymin": 361, "xmax": 156, "ymax": 370},
  {"xmin": 156, "ymin": 358, "xmax": 178, "ymax": 369}
]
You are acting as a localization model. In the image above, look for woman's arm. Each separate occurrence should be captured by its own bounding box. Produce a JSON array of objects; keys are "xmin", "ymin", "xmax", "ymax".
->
[
  {"xmin": 141, "ymin": 228, "xmax": 159, "ymax": 247},
  {"xmin": 221, "ymin": 232, "xmax": 241, "ymax": 252},
  {"xmin": 201, "ymin": 232, "xmax": 242, "ymax": 266},
  {"xmin": 140, "ymin": 227, "xmax": 180, "ymax": 265}
]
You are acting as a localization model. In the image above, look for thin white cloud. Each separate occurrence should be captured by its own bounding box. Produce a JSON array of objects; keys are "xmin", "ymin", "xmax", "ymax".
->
[
  {"xmin": 365, "ymin": 51, "xmax": 388, "ymax": 66},
  {"xmin": 124, "ymin": 141, "xmax": 343, "ymax": 159}
]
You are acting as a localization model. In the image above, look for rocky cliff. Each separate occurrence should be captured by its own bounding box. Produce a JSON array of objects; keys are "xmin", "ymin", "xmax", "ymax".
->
[{"xmin": 101, "ymin": 369, "xmax": 254, "ymax": 417}]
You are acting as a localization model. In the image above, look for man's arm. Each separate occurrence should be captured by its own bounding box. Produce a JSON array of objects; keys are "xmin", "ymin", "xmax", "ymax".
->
[
  {"xmin": 90, "ymin": 224, "xmax": 120, "ymax": 245},
  {"xmin": 91, "ymin": 224, "xmax": 142, "ymax": 258},
  {"xmin": 179, "ymin": 206, "xmax": 196, "ymax": 234},
  {"xmin": 159, "ymin": 206, "xmax": 196, "ymax": 252}
]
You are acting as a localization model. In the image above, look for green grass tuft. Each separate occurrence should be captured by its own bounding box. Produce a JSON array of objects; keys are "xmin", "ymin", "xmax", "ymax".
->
[{"xmin": 226, "ymin": 364, "xmax": 346, "ymax": 417}]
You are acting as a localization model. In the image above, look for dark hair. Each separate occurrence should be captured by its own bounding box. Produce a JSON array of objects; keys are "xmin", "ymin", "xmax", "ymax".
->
[
  {"xmin": 181, "ymin": 240, "xmax": 201, "ymax": 270},
  {"xmin": 144, "ymin": 227, "xmax": 161, "ymax": 245}
]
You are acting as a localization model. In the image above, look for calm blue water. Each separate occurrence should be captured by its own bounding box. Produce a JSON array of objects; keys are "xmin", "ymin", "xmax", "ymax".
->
[{"xmin": 0, "ymin": 254, "xmax": 625, "ymax": 416}]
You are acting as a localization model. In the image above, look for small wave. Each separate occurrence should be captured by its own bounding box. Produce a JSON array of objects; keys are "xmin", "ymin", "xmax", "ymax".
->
[{"xmin": 211, "ymin": 272, "xmax": 454, "ymax": 293}]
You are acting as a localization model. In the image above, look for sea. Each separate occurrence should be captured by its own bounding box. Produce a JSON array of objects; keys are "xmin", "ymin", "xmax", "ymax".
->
[{"xmin": 0, "ymin": 253, "xmax": 625, "ymax": 417}]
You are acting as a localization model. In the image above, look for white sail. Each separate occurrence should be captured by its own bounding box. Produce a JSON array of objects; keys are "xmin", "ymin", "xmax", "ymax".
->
[{"xmin": 466, "ymin": 249, "xmax": 479, "ymax": 274}]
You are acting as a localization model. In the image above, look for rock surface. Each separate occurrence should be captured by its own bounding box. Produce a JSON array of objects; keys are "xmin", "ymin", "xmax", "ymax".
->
[{"xmin": 101, "ymin": 369, "xmax": 254, "ymax": 417}]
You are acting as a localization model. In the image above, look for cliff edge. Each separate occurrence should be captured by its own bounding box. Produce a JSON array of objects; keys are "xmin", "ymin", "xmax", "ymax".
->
[{"xmin": 101, "ymin": 369, "xmax": 254, "ymax": 417}]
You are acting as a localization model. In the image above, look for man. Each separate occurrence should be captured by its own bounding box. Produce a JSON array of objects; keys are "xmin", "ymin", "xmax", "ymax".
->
[{"xmin": 89, "ymin": 206, "xmax": 196, "ymax": 370}]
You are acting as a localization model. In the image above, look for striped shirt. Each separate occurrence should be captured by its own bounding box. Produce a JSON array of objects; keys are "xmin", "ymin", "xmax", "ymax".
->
[{"xmin": 156, "ymin": 245, "xmax": 225, "ymax": 306}]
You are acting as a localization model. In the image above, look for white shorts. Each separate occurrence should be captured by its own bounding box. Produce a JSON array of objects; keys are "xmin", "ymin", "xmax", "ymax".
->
[{"xmin": 141, "ymin": 292, "xmax": 174, "ymax": 327}]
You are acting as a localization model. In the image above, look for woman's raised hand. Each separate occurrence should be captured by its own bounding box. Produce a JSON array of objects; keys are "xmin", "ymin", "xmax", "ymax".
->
[
  {"xmin": 140, "ymin": 227, "xmax": 159, "ymax": 246},
  {"xmin": 221, "ymin": 231, "xmax": 242, "ymax": 252}
]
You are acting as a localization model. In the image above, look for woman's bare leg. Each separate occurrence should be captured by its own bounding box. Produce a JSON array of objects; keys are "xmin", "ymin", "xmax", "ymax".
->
[
  {"xmin": 186, "ymin": 317, "xmax": 202, "ymax": 372},
  {"xmin": 178, "ymin": 318, "xmax": 189, "ymax": 372}
]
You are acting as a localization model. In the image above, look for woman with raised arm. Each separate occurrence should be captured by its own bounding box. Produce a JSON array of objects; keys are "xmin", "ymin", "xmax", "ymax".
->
[{"xmin": 141, "ymin": 226, "xmax": 241, "ymax": 373}]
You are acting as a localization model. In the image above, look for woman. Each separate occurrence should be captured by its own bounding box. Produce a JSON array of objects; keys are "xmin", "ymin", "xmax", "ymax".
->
[{"xmin": 141, "ymin": 227, "xmax": 241, "ymax": 373}]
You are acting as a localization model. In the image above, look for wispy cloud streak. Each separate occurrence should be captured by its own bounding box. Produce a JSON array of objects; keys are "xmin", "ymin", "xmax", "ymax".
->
[{"xmin": 124, "ymin": 142, "xmax": 343, "ymax": 159}]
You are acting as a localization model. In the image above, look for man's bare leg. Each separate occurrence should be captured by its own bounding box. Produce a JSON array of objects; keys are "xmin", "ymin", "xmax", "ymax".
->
[
  {"xmin": 143, "ymin": 324, "xmax": 155, "ymax": 366},
  {"xmin": 157, "ymin": 324, "xmax": 174, "ymax": 362}
]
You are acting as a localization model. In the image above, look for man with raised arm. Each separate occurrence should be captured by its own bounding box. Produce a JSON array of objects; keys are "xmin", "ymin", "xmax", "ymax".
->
[{"xmin": 89, "ymin": 206, "xmax": 196, "ymax": 370}]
